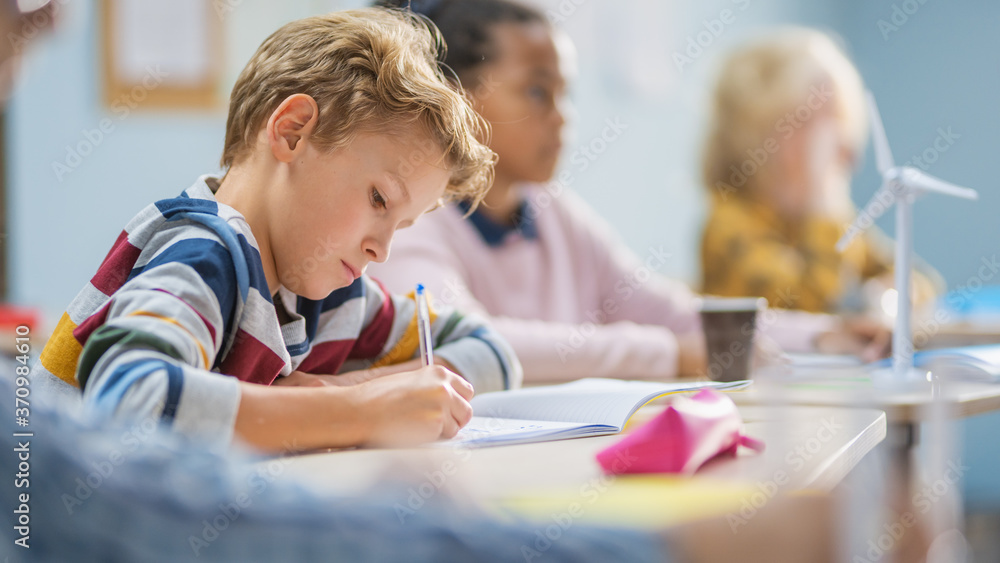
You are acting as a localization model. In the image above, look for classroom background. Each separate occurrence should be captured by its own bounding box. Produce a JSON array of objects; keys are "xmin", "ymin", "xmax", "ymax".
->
[{"xmin": 4, "ymin": 0, "xmax": 999, "ymax": 520}]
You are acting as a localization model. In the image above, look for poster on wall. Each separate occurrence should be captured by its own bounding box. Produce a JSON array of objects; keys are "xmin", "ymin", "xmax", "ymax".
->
[{"xmin": 101, "ymin": 0, "xmax": 222, "ymax": 109}]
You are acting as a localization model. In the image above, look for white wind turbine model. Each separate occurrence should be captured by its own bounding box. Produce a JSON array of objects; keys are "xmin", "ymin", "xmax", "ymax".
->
[{"xmin": 836, "ymin": 92, "xmax": 978, "ymax": 383}]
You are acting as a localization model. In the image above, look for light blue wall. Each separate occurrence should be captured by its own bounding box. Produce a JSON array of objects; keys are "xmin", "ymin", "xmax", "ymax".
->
[
  {"xmin": 5, "ymin": 0, "xmax": 999, "ymax": 517},
  {"xmin": 834, "ymin": 0, "xmax": 1000, "ymax": 291}
]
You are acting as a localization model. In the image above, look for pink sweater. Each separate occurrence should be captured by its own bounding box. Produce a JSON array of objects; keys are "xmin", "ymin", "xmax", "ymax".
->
[{"xmin": 369, "ymin": 186, "xmax": 833, "ymax": 382}]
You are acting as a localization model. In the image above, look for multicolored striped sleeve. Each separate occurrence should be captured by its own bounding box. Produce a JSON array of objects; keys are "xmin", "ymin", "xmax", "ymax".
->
[
  {"xmin": 360, "ymin": 276, "xmax": 523, "ymax": 392},
  {"xmin": 77, "ymin": 224, "xmax": 242, "ymax": 448}
]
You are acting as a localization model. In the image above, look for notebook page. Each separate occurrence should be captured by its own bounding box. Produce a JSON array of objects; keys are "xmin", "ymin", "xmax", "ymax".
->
[
  {"xmin": 439, "ymin": 416, "xmax": 612, "ymax": 447},
  {"xmin": 470, "ymin": 378, "xmax": 745, "ymax": 429}
]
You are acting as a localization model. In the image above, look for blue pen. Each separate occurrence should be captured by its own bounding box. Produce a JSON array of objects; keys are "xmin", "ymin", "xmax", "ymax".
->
[{"xmin": 416, "ymin": 283, "xmax": 434, "ymax": 367}]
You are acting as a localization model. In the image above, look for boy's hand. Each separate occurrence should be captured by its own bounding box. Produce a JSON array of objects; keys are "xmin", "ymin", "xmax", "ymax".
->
[
  {"xmin": 273, "ymin": 357, "xmax": 460, "ymax": 388},
  {"xmin": 353, "ymin": 366, "xmax": 474, "ymax": 446}
]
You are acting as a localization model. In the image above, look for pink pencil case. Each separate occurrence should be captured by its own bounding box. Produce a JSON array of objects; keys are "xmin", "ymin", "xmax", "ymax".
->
[{"xmin": 596, "ymin": 389, "xmax": 764, "ymax": 475}]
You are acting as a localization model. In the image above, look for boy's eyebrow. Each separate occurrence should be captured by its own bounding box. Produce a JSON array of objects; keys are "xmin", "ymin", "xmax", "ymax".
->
[{"xmin": 387, "ymin": 173, "xmax": 411, "ymax": 203}]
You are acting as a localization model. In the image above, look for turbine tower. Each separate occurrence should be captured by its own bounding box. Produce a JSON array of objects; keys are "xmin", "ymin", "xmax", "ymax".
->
[{"xmin": 836, "ymin": 92, "xmax": 978, "ymax": 381}]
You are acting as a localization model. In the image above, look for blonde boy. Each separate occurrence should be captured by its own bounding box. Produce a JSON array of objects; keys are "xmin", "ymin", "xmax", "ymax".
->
[{"xmin": 37, "ymin": 8, "xmax": 521, "ymax": 452}]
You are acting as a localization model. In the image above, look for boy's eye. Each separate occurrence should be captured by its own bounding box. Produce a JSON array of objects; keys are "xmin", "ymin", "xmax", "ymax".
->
[{"xmin": 370, "ymin": 187, "xmax": 387, "ymax": 210}]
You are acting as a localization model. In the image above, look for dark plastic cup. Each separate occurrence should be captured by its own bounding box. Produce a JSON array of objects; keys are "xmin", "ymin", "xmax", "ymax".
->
[{"xmin": 699, "ymin": 296, "xmax": 767, "ymax": 382}]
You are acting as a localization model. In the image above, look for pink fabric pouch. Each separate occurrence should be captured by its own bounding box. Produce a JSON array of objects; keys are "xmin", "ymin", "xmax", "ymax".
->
[{"xmin": 596, "ymin": 389, "xmax": 765, "ymax": 475}]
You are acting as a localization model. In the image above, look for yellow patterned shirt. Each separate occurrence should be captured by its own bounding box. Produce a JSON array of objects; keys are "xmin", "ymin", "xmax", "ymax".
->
[{"xmin": 700, "ymin": 193, "xmax": 926, "ymax": 313}]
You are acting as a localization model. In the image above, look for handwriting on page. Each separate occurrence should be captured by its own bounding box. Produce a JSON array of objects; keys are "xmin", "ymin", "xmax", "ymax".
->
[{"xmin": 443, "ymin": 417, "xmax": 587, "ymax": 447}]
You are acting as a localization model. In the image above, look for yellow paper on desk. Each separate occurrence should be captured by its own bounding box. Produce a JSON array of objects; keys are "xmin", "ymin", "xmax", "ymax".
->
[{"xmin": 488, "ymin": 475, "xmax": 761, "ymax": 529}]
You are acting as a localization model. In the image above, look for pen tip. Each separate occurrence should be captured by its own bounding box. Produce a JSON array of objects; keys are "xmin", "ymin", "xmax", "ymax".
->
[{"xmin": 416, "ymin": 283, "xmax": 425, "ymax": 294}]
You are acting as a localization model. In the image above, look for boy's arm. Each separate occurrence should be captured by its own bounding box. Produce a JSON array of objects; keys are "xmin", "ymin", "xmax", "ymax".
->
[
  {"xmin": 236, "ymin": 365, "xmax": 474, "ymax": 451},
  {"xmin": 77, "ymin": 275, "xmax": 241, "ymax": 449},
  {"xmin": 338, "ymin": 276, "xmax": 522, "ymax": 392},
  {"xmin": 73, "ymin": 225, "xmax": 337, "ymax": 450},
  {"xmin": 79, "ymin": 264, "xmax": 475, "ymax": 451}
]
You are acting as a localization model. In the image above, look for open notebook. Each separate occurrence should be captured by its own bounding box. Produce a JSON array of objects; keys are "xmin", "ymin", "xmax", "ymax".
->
[
  {"xmin": 441, "ymin": 378, "xmax": 750, "ymax": 448},
  {"xmin": 871, "ymin": 344, "xmax": 1000, "ymax": 382}
]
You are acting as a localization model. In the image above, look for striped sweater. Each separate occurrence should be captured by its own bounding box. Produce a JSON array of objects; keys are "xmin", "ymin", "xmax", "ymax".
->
[{"xmin": 37, "ymin": 175, "xmax": 522, "ymax": 447}]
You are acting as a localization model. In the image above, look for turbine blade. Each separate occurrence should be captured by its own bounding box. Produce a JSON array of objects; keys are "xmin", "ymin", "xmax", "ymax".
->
[
  {"xmin": 836, "ymin": 182, "xmax": 897, "ymax": 252},
  {"xmin": 867, "ymin": 91, "xmax": 895, "ymax": 174},
  {"xmin": 905, "ymin": 169, "xmax": 979, "ymax": 200}
]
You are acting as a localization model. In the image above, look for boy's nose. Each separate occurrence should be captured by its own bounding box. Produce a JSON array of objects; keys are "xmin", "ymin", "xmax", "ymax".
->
[{"xmin": 364, "ymin": 236, "xmax": 391, "ymax": 263}]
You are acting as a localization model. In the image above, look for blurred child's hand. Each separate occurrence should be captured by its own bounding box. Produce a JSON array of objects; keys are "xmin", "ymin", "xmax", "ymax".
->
[
  {"xmin": 866, "ymin": 274, "xmax": 942, "ymax": 320},
  {"xmin": 677, "ymin": 331, "xmax": 708, "ymax": 378},
  {"xmin": 752, "ymin": 333, "xmax": 787, "ymax": 370},
  {"xmin": 354, "ymin": 366, "xmax": 474, "ymax": 446},
  {"xmin": 814, "ymin": 315, "xmax": 891, "ymax": 362}
]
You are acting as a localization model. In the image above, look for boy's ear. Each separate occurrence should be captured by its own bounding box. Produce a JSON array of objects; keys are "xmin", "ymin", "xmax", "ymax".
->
[{"xmin": 266, "ymin": 94, "xmax": 319, "ymax": 163}]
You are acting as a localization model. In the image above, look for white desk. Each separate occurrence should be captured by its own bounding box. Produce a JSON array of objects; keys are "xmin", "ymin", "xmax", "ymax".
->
[
  {"xmin": 730, "ymin": 378, "xmax": 1000, "ymax": 424},
  {"xmin": 271, "ymin": 403, "xmax": 885, "ymax": 527}
]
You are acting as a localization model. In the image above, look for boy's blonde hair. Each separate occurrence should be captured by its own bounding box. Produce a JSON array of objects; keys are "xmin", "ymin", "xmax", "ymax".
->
[
  {"xmin": 702, "ymin": 27, "xmax": 867, "ymax": 196},
  {"xmin": 222, "ymin": 8, "xmax": 495, "ymax": 204}
]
